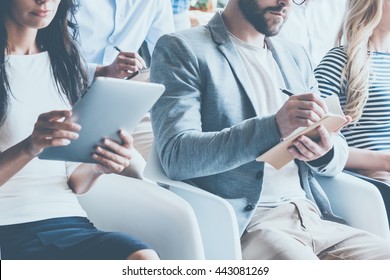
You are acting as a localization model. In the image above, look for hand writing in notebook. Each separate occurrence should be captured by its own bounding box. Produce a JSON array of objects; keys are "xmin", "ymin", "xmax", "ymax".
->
[
  {"xmin": 258, "ymin": 92, "xmax": 351, "ymax": 169},
  {"xmin": 275, "ymin": 92, "xmax": 328, "ymax": 139}
]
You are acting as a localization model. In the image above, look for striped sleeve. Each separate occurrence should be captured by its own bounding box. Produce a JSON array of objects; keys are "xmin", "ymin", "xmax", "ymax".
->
[
  {"xmin": 316, "ymin": 49, "xmax": 390, "ymax": 151},
  {"xmin": 314, "ymin": 46, "xmax": 347, "ymax": 98}
]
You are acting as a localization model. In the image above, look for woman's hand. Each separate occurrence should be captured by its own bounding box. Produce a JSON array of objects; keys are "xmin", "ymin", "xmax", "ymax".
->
[
  {"xmin": 68, "ymin": 130, "xmax": 137, "ymax": 194},
  {"xmin": 92, "ymin": 130, "xmax": 133, "ymax": 174},
  {"xmin": 24, "ymin": 110, "xmax": 80, "ymax": 157}
]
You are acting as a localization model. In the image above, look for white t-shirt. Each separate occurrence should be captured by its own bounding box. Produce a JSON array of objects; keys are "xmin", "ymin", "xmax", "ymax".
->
[
  {"xmin": 0, "ymin": 52, "xmax": 87, "ymax": 225},
  {"xmin": 230, "ymin": 35, "xmax": 307, "ymax": 207}
]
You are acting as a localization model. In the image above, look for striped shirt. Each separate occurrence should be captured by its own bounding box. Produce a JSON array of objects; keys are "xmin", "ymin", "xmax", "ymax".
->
[
  {"xmin": 315, "ymin": 46, "xmax": 390, "ymax": 151},
  {"xmin": 171, "ymin": 0, "xmax": 191, "ymax": 14}
]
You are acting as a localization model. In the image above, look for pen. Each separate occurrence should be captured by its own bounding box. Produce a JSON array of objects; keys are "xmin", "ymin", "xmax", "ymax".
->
[
  {"xmin": 280, "ymin": 88, "xmax": 295, "ymax": 97},
  {"xmin": 114, "ymin": 46, "xmax": 140, "ymax": 80},
  {"xmin": 124, "ymin": 70, "xmax": 139, "ymax": 80},
  {"xmin": 114, "ymin": 46, "xmax": 149, "ymax": 80},
  {"xmin": 124, "ymin": 67, "xmax": 150, "ymax": 80}
]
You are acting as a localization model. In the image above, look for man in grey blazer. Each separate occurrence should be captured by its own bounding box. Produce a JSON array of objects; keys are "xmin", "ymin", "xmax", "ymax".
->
[{"xmin": 151, "ymin": 0, "xmax": 390, "ymax": 259}]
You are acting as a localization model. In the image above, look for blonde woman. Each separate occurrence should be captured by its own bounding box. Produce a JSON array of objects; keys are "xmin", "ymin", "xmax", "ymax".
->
[{"xmin": 315, "ymin": 0, "xmax": 390, "ymax": 184}]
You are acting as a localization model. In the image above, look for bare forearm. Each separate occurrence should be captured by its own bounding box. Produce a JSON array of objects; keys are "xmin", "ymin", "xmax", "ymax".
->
[
  {"xmin": 69, "ymin": 130, "xmax": 140, "ymax": 193},
  {"xmin": 346, "ymin": 147, "xmax": 390, "ymax": 171},
  {"xmin": 119, "ymin": 148, "xmax": 146, "ymax": 179},
  {"xmin": 69, "ymin": 147, "xmax": 146, "ymax": 194},
  {"xmin": 0, "ymin": 138, "xmax": 35, "ymax": 187},
  {"xmin": 68, "ymin": 164, "xmax": 102, "ymax": 194}
]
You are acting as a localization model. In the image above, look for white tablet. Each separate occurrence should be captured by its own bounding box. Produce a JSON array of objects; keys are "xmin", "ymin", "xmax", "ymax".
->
[{"xmin": 38, "ymin": 77, "xmax": 165, "ymax": 163}]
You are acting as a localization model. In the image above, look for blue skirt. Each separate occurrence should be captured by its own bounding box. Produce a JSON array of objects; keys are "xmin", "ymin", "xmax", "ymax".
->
[{"xmin": 0, "ymin": 216, "xmax": 151, "ymax": 260}]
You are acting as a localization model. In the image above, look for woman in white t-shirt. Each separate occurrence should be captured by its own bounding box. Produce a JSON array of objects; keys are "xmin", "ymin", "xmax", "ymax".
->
[{"xmin": 0, "ymin": 0, "xmax": 159, "ymax": 260}]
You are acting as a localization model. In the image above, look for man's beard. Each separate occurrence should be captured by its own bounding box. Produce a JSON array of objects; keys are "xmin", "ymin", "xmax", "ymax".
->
[{"xmin": 238, "ymin": 0, "xmax": 287, "ymax": 37}]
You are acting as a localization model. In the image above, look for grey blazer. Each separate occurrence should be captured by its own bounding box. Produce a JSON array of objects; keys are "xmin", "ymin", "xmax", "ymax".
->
[{"xmin": 151, "ymin": 12, "xmax": 348, "ymax": 235}]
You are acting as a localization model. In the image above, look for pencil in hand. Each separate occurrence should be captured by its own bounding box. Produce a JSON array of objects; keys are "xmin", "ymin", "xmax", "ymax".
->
[{"xmin": 280, "ymin": 88, "xmax": 295, "ymax": 97}]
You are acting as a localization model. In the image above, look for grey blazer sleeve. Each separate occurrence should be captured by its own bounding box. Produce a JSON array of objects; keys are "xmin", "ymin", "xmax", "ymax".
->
[
  {"xmin": 308, "ymin": 134, "xmax": 349, "ymax": 176},
  {"xmin": 150, "ymin": 34, "xmax": 281, "ymax": 180}
]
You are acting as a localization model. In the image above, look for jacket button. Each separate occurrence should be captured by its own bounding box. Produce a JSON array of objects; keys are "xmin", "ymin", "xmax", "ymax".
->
[
  {"xmin": 255, "ymin": 171, "xmax": 263, "ymax": 179},
  {"xmin": 244, "ymin": 203, "xmax": 255, "ymax": 211}
]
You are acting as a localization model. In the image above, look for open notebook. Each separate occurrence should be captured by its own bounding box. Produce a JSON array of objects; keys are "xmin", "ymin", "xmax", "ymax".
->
[{"xmin": 256, "ymin": 94, "xmax": 348, "ymax": 169}]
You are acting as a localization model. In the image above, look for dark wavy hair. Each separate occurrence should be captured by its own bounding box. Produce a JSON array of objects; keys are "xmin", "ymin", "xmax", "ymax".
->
[{"xmin": 0, "ymin": 0, "xmax": 88, "ymax": 124}]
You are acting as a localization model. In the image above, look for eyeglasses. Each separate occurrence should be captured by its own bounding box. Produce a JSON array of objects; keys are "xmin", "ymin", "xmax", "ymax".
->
[{"xmin": 292, "ymin": 0, "xmax": 307, "ymax": 5}]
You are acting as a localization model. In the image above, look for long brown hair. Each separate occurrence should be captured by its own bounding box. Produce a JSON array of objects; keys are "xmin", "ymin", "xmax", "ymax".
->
[{"xmin": 0, "ymin": 0, "xmax": 88, "ymax": 124}]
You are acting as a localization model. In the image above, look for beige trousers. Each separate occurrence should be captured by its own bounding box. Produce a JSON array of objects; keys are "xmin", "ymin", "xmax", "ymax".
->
[{"xmin": 241, "ymin": 199, "xmax": 390, "ymax": 260}]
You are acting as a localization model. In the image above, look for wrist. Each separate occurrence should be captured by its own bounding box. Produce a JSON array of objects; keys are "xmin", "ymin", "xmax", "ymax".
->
[
  {"xmin": 273, "ymin": 114, "xmax": 284, "ymax": 141},
  {"xmin": 274, "ymin": 112, "xmax": 289, "ymax": 140},
  {"xmin": 19, "ymin": 137, "xmax": 40, "ymax": 158},
  {"xmin": 90, "ymin": 163, "xmax": 108, "ymax": 177},
  {"xmin": 383, "ymin": 152, "xmax": 390, "ymax": 172},
  {"xmin": 307, "ymin": 147, "xmax": 334, "ymax": 167},
  {"xmin": 94, "ymin": 65, "xmax": 108, "ymax": 78}
]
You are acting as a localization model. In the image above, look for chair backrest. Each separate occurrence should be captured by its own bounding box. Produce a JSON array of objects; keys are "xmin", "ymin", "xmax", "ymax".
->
[
  {"xmin": 77, "ymin": 174, "xmax": 205, "ymax": 259},
  {"xmin": 343, "ymin": 170, "xmax": 390, "ymax": 229},
  {"xmin": 144, "ymin": 144, "xmax": 242, "ymax": 260},
  {"xmin": 316, "ymin": 172, "xmax": 390, "ymax": 239}
]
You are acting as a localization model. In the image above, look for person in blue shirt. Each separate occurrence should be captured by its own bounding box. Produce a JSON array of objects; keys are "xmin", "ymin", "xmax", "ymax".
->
[
  {"xmin": 74, "ymin": 0, "xmax": 174, "ymax": 79},
  {"xmin": 73, "ymin": 0, "xmax": 175, "ymax": 161},
  {"xmin": 171, "ymin": 0, "xmax": 192, "ymax": 31}
]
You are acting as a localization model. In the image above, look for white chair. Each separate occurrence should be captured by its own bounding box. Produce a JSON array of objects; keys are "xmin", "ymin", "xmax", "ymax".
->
[
  {"xmin": 342, "ymin": 170, "xmax": 390, "ymax": 228},
  {"xmin": 316, "ymin": 173, "xmax": 389, "ymax": 239},
  {"xmin": 144, "ymin": 145, "xmax": 242, "ymax": 260},
  {"xmin": 77, "ymin": 174, "xmax": 205, "ymax": 260},
  {"xmin": 144, "ymin": 144, "xmax": 390, "ymax": 260}
]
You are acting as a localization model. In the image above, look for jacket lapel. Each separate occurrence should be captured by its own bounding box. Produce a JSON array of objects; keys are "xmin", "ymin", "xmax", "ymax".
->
[
  {"xmin": 207, "ymin": 12, "xmax": 260, "ymax": 115},
  {"xmin": 266, "ymin": 38, "xmax": 310, "ymax": 93}
]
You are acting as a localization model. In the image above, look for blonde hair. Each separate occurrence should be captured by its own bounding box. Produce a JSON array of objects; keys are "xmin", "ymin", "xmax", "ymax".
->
[{"xmin": 336, "ymin": 0, "xmax": 383, "ymax": 122}]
